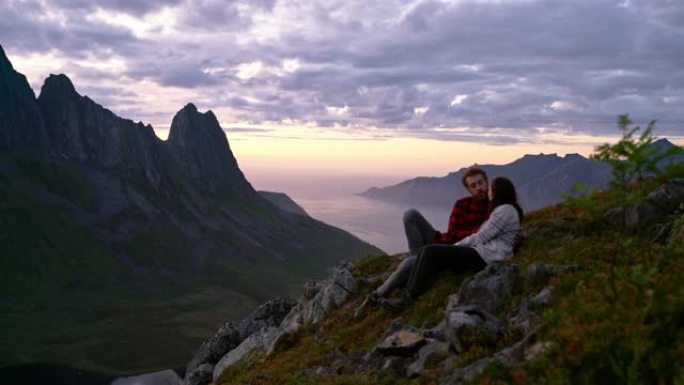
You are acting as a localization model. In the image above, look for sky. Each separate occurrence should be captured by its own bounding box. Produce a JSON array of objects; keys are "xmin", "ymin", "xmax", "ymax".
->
[{"xmin": 2, "ymin": 0, "xmax": 683, "ymax": 197}]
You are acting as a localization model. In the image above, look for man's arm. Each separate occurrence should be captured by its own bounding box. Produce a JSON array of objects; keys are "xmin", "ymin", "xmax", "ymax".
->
[{"xmin": 432, "ymin": 200, "xmax": 478, "ymax": 244}]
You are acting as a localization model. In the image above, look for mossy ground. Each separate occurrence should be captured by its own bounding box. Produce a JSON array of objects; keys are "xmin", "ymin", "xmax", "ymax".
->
[{"xmin": 217, "ymin": 176, "xmax": 684, "ymax": 385}]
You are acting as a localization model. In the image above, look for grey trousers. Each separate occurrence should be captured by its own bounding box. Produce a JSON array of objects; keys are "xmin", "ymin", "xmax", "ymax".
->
[{"xmin": 376, "ymin": 209, "xmax": 437, "ymax": 296}]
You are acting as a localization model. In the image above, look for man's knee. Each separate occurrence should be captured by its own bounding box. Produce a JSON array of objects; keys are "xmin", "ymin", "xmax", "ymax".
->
[{"xmin": 403, "ymin": 209, "xmax": 421, "ymax": 224}]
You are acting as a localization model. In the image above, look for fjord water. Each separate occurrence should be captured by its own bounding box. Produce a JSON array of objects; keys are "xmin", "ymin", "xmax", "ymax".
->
[{"xmin": 296, "ymin": 193, "xmax": 449, "ymax": 255}]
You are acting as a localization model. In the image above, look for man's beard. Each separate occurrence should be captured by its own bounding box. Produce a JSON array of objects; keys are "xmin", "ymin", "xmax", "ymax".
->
[{"xmin": 474, "ymin": 191, "xmax": 488, "ymax": 201}]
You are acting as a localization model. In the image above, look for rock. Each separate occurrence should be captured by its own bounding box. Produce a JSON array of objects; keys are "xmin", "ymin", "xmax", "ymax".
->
[
  {"xmin": 445, "ymin": 305, "xmax": 504, "ymax": 353},
  {"xmin": 374, "ymin": 329, "xmax": 427, "ymax": 357},
  {"xmin": 524, "ymin": 341, "xmax": 554, "ymax": 361},
  {"xmin": 112, "ymin": 369, "xmax": 182, "ymax": 385},
  {"xmin": 443, "ymin": 332, "xmax": 536, "ymax": 385},
  {"xmin": 523, "ymin": 263, "xmax": 585, "ymax": 287},
  {"xmin": 272, "ymin": 261, "xmax": 357, "ymax": 346},
  {"xmin": 302, "ymin": 280, "xmax": 323, "ymax": 300},
  {"xmin": 508, "ymin": 300, "xmax": 541, "ymax": 338},
  {"xmin": 423, "ymin": 320, "xmax": 447, "ymax": 341},
  {"xmin": 213, "ymin": 326, "xmax": 277, "ymax": 382},
  {"xmin": 448, "ymin": 263, "xmax": 519, "ymax": 314},
  {"xmin": 183, "ymin": 364, "xmax": 213, "ymax": 385},
  {"xmin": 406, "ymin": 341, "xmax": 449, "ymax": 378},
  {"xmin": 602, "ymin": 179, "xmax": 684, "ymax": 228},
  {"xmin": 185, "ymin": 298, "xmax": 294, "ymax": 385},
  {"xmin": 211, "ymin": 262, "xmax": 359, "ymax": 383},
  {"xmin": 381, "ymin": 356, "xmax": 411, "ymax": 377},
  {"xmin": 531, "ymin": 286, "xmax": 554, "ymax": 306}
]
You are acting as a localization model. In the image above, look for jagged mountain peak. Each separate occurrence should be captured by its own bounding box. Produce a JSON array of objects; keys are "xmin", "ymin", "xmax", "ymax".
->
[
  {"xmin": 0, "ymin": 44, "xmax": 13, "ymax": 71},
  {"xmin": 0, "ymin": 44, "xmax": 48, "ymax": 151},
  {"xmin": 167, "ymin": 103, "xmax": 254, "ymax": 197},
  {"xmin": 40, "ymin": 74, "xmax": 78, "ymax": 98}
]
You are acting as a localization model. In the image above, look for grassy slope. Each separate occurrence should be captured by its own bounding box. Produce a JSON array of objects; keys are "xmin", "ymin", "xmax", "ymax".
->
[{"xmin": 216, "ymin": 176, "xmax": 684, "ymax": 385}]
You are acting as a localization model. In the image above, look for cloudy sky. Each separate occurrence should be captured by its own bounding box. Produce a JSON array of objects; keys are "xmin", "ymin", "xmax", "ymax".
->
[{"xmin": 2, "ymin": 0, "xmax": 683, "ymax": 196}]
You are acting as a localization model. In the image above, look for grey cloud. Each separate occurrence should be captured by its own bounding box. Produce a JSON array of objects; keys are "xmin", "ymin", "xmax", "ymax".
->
[
  {"xmin": 0, "ymin": 2, "xmax": 141, "ymax": 58},
  {"xmin": 48, "ymin": 0, "xmax": 184, "ymax": 16},
  {"xmin": 4, "ymin": 0, "xmax": 684, "ymax": 140}
]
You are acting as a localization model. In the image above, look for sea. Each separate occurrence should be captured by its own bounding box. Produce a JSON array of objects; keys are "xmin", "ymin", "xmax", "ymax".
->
[{"xmin": 294, "ymin": 194, "xmax": 450, "ymax": 255}]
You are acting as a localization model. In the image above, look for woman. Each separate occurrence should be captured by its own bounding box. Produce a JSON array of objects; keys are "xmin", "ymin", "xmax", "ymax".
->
[{"xmin": 379, "ymin": 177, "xmax": 523, "ymax": 310}]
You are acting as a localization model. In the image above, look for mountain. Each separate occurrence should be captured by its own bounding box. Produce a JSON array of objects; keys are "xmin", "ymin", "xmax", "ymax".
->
[
  {"xmin": 361, "ymin": 140, "xmax": 682, "ymax": 211},
  {"xmin": 0, "ymin": 45, "xmax": 382, "ymax": 371},
  {"xmin": 258, "ymin": 191, "xmax": 309, "ymax": 217}
]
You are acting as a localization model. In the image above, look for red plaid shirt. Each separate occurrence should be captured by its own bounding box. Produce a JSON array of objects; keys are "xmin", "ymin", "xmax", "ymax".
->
[{"xmin": 432, "ymin": 196, "xmax": 489, "ymax": 244}]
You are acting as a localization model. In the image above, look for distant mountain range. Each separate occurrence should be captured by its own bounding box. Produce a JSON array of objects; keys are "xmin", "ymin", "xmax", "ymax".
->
[
  {"xmin": 361, "ymin": 139, "xmax": 683, "ymax": 211},
  {"xmin": 0, "ymin": 44, "xmax": 382, "ymax": 305}
]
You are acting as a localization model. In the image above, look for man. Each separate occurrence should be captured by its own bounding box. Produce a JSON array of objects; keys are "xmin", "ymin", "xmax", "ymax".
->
[{"xmin": 354, "ymin": 168, "xmax": 490, "ymax": 317}]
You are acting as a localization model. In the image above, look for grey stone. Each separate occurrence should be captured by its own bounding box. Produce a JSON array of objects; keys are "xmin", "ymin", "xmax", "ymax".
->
[
  {"xmin": 211, "ymin": 262, "xmax": 359, "ymax": 383},
  {"xmin": 508, "ymin": 300, "xmax": 541, "ymax": 337},
  {"xmin": 381, "ymin": 356, "xmax": 411, "ymax": 377},
  {"xmin": 445, "ymin": 305, "xmax": 504, "ymax": 353},
  {"xmin": 443, "ymin": 332, "xmax": 536, "ymax": 385},
  {"xmin": 603, "ymin": 179, "xmax": 684, "ymax": 228},
  {"xmin": 183, "ymin": 363, "xmax": 213, "ymax": 385},
  {"xmin": 448, "ymin": 263, "xmax": 519, "ymax": 314},
  {"xmin": 302, "ymin": 280, "xmax": 323, "ymax": 300},
  {"xmin": 524, "ymin": 341, "xmax": 554, "ymax": 361},
  {"xmin": 531, "ymin": 286, "xmax": 554, "ymax": 306},
  {"xmin": 375, "ymin": 329, "xmax": 427, "ymax": 357},
  {"xmin": 406, "ymin": 341, "xmax": 449, "ymax": 378},
  {"xmin": 523, "ymin": 263, "xmax": 585, "ymax": 287},
  {"xmin": 269, "ymin": 262, "xmax": 357, "ymax": 352},
  {"xmin": 185, "ymin": 298, "xmax": 294, "ymax": 385},
  {"xmin": 112, "ymin": 369, "xmax": 182, "ymax": 385},
  {"xmin": 213, "ymin": 326, "xmax": 277, "ymax": 382}
]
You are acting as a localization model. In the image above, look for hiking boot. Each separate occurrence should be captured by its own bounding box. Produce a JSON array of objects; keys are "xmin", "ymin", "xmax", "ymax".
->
[
  {"xmin": 378, "ymin": 293, "xmax": 413, "ymax": 311},
  {"xmin": 353, "ymin": 291, "xmax": 382, "ymax": 319}
]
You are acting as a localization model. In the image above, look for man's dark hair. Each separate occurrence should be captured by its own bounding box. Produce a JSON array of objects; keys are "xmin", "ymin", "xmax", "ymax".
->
[
  {"xmin": 461, "ymin": 167, "xmax": 488, "ymax": 188},
  {"xmin": 489, "ymin": 177, "xmax": 523, "ymax": 222}
]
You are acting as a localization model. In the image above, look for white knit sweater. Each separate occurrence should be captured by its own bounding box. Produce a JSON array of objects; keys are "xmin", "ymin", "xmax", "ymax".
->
[{"xmin": 454, "ymin": 204, "xmax": 520, "ymax": 264}]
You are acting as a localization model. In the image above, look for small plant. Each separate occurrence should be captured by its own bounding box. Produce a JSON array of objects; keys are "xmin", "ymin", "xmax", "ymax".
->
[{"xmin": 591, "ymin": 115, "xmax": 681, "ymax": 189}]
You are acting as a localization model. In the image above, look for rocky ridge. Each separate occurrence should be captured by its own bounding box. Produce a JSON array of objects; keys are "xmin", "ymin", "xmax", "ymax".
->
[{"xmin": 185, "ymin": 178, "xmax": 684, "ymax": 384}]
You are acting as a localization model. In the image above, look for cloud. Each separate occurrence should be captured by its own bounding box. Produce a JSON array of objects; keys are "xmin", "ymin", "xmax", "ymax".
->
[{"xmin": 2, "ymin": 0, "xmax": 683, "ymax": 142}]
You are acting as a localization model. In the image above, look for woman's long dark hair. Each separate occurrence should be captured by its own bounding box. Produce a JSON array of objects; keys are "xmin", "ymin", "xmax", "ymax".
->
[{"xmin": 489, "ymin": 177, "xmax": 523, "ymax": 222}]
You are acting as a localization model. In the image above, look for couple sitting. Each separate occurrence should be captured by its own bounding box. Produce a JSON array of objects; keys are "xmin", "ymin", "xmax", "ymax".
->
[{"xmin": 369, "ymin": 167, "xmax": 523, "ymax": 310}]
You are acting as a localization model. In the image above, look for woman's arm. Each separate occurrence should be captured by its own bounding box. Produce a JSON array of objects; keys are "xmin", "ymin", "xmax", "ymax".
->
[{"xmin": 454, "ymin": 205, "xmax": 516, "ymax": 247}]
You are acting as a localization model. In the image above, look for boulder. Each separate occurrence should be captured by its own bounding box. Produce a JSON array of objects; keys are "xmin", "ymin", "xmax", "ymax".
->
[
  {"xmin": 406, "ymin": 341, "xmax": 449, "ymax": 378},
  {"xmin": 374, "ymin": 329, "xmax": 427, "ymax": 357},
  {"xmin": 184, "ymin": 298, "xmax": 294, "ymax": 385},
  {"xmin": 602, "ymin": 178, "xmax": 684, "ymax": 228},
  {"xmin": 445, "ymin": 305, "xmax": 504, "ymax": 353},
  {"xmin": 273, "ymin": 261, "xmax": 357, "ymax": 343},
  {"xmin": 211, "ymin": 262, "xmax": 358, "ymax": 382},
  {"xmin": 447, "ymin": 263, "xmax": 519, "ymax": 314}
]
